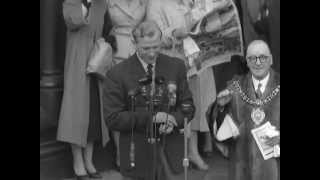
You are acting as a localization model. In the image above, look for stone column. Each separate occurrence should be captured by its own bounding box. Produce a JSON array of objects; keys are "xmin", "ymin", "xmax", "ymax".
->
[
  {"xmin": 40, "ymin": 0, "xmax": 66, "ymax": 160},
  {"xmin": 40, "ymin": 0, "xmax": 63, "ymax": 88}
]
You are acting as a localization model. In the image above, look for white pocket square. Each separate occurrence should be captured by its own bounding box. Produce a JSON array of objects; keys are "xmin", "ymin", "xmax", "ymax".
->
[{"xmin": 215, "ymin": 114, "xmax": 239, "ymax": 141}]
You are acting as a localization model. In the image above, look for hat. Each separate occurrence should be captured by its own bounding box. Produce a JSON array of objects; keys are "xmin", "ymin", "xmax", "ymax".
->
[{"xmin": 132, "ymin": 20, "xmax": 162, "ymax": 47}]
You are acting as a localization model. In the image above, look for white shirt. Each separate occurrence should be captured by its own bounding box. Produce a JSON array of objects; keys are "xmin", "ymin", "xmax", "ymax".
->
[
  {"xmin": 136, "ymin": 53, "xmax": 156, "ymax": 73},
  {"xmin": 252, "ymin": 73, "xmax": 270, "ymax": 94}
]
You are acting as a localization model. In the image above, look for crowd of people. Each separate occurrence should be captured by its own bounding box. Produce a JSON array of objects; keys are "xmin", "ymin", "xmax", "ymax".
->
[{"xmin": 56, "ymin": 0, "xmax": 280, "ymax": 180}]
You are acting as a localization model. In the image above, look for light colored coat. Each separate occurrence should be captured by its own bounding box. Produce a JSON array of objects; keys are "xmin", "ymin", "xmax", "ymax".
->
[
  {"xmin": 57, "ymin": 0, "xmax": 109, "ymax": 147},
  {"xmin": 147, "ymin": 0, "xmax": 216, "ymax": 132},
  {"xmin": 107, "ymin": 0, "xmax": 148, "ymax": 63}
]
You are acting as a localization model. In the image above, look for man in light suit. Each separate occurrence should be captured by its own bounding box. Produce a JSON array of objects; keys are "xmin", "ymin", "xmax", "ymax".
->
[{"xmin": 102, "ymin": 20, "xmax": 194, "ymax": 180}]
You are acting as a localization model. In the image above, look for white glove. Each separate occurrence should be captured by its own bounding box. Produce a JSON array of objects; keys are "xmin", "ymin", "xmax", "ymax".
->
[
  {"xmin": 217, "ymin": 89, "xmax": 233, "ymax": 106},
  {"xmin": 154, "ymin": 112, "xmax": 177, "ymax": 134},
  {"xmin": 154, "ymin": 112, "xmax": 177, "ymax": 126}
]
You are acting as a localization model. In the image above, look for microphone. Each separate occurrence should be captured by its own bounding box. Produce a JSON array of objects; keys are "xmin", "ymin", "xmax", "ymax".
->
[
  {"xmin": 138, "ymin": 76, "xmax": 152, "ymax": 100},
  {"xmin": 128, "ymin": 88, "xmax": 140, "ymax": 98},
  {"xmin": 138, "ymin": 76, "xmax": 152, "ymax": 86},
  {"xmin": 128, "ymin": 88, "xmax": 140, "ymax": 112},
  {"xmin": 167, "ymin": 81, "xmax": 177, "ymax": 107},
  {"xmin": 155, "ymin": 76, "xmax": 165, "ymax": 85}
]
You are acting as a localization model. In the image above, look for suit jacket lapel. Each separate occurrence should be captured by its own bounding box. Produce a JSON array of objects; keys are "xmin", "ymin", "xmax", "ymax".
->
[
  {"xmin": 129, "ymin": 53, "xmax": 148, "ymax": 80},
  {"xmin": 244, "ymin": 73, "xmax": 257, "ymax": 101},
  {"xmin": 262, "ymin": 69, "xmax": 277, "ymax": 99},
  {"xmin": 155, "ymin": 54, "xmax": 165, "ymax": 78}
]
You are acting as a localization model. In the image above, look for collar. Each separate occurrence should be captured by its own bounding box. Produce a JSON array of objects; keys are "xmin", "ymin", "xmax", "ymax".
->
[
  {"xmin": 252, "ymin": 72, "xmax": 270, "ymax": 93},
  {"xmin": 109, "ymin": 0, "xmax": 144, "ymax": 20},
  {"xmin": 136, "ymin": 53, "xmax": 156, "ymax": 73}
]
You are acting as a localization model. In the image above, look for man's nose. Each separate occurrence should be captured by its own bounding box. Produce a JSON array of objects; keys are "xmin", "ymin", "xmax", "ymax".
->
[
  {"xmin": 149, "ymin": 50, "xmax": 157, "ymax": 56},
  {"xmin": 256, "ymin": 58, "xmax": 262, "ymax": 65}
]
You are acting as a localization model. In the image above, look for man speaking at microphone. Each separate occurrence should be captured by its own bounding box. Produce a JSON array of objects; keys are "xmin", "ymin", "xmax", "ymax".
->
[{"xmin": 102, "ymin": 20, "xmax": 194, "ymax": 180}]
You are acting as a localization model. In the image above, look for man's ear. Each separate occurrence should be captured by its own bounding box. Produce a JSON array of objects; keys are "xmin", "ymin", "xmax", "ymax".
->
[{"xmin": 270, "ymin": 55, "xmax": 273, "ymax": 65}]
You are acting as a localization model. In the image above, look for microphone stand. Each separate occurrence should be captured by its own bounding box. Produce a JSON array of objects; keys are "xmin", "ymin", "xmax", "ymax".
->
[
  {"xmin": 181, "ymin": 103, "xmax": 193, "ymax": 180},
  {"xmin": 160, "ymin": 81, "xmax": 177, "ymax": 180},
  {"xmin": 148, "ymin": 70, "xmax": 157, "ymax": 180},
  {"xmin": 128, "ymin": 89, "xmax": 138, "ymax": 169}
]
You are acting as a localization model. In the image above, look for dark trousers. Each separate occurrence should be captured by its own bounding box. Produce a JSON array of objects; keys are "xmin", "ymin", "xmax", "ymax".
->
[{"xmin": 122, "ymin": 146, "xmax": 181, "ymax": 180}]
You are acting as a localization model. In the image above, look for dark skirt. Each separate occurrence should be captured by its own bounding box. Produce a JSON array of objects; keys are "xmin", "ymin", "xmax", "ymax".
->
[{"xmin": 87, "ymin": 76, "xmax": 102, "ymax": 142}]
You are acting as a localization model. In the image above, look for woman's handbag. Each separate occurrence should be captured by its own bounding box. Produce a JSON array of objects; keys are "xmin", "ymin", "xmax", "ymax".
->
[{"xmin": 86, "ymin": 38, "xmax": 114, "ymax": 79}]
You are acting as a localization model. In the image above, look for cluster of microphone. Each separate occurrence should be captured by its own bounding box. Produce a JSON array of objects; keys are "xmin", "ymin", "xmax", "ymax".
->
[
  {"xmin": 127, "ymin": 73, "xmax": 194, "ymax": 175},
  {"xmin": 127, "ymin": 75, "xmax": 177, "ymax": 168}
]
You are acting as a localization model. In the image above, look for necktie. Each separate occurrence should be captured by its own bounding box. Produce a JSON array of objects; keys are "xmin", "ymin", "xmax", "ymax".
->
[
  {"xmin": 147, "ymin": 64, "xmax": 153, "ymax": 78},
  {"xmin": 256, "ymin": 83, "xmax": 263, "ymax": 99}
]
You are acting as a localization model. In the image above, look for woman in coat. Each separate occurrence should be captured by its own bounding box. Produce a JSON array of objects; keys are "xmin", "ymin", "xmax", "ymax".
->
[
  {"xmin": 105, "ymin": 0, "xmax": 148, "ymax": 168},
  {"xmin": 57, "ymin": 0, "xmax": 109, "ymax": 179},
  {"xmin": 146, "ymin": 0, "xmax": 216, "ymax": 171}
]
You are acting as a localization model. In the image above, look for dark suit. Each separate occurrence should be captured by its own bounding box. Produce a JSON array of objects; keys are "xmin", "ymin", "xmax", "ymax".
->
[
  {"xmin": 208, "ymin": 69, "xmax": 280, "ymax": 180},
  {"xmin": 102, "ymin": 53, "xmax": 194, "ymax": 180}
]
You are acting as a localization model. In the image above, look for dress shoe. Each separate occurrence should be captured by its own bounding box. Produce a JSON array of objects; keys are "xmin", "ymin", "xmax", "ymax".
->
[
  {"xmin": 88, "ymin": 171, "xmax": 103, "ymax": 179},
  {"xmin": 189, "ymin": 156, "xmax": 209, "ymax": 171}
]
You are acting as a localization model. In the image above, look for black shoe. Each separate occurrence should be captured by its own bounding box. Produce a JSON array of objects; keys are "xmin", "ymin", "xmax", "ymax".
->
[
  {"xmin": 88, "ymin": 171, "xmax": 103, "ymax": 179},
  {"xmin": 114, "ymin": 164, "xmax": 120, "ymax": 172},
  {"xmin": 188, "ymin": 160, "xmax": 209, "ymax": 171},
  {"xmin": 75, "ymin": 174, "xmax": 89, "ymax": 180}
]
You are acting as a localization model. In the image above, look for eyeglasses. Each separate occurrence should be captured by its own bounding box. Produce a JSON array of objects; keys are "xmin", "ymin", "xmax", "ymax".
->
[{"xmin": 246, "ymin": 55, "xmax": 270, "ymax": 64}]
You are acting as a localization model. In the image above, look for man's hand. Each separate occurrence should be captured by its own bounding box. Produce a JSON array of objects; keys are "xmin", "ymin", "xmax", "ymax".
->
[
  {"xmin": 217, "ymin": 89, "xmax": 233, "ymax": 106},
  {"xmin": 154, "ymin": 112, "xmax": 177, "ymax": 134},
  {"xmin": 172, "ymin": 27, "xmax": 189, "ymax": 39},
  {"xmin": 159, "ymin": 123, "xmax": 174, "ymax": 134},
  {"xmin": 265, "ymin": 126, "xmax": 280, "ymax": 147},
  {"xmin": 154, "ymin": 112, "xmax": 177, "ymax": 125}
]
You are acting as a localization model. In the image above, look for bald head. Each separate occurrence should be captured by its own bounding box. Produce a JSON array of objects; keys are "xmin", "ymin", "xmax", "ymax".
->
[
  {"xmin": 246, "ymin": 40, "xmax": 271, "ymax": 57},
  {"xmin": 246, "ymin": 40, "xmax": 273, "ymax": 80},
  {"xmin": 132, "ymin": 20, "xmax": 162, "ymax": 47}
]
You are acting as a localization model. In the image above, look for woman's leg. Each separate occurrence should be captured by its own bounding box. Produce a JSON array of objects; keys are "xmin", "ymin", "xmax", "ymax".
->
[
  {"xmin": 113, "ymin": 131, "xmax": 120, "ymax": 166},
  {"xmin": 188, "ymin": 130, "xmax": 209, "ymax": 170},
  {"xmin": 71, "ymin": 143, "xmax": 87, "ymax": 176},
  {"xmin": 83, "ymin": 141, "xmax": 97, "ymax": 173}
]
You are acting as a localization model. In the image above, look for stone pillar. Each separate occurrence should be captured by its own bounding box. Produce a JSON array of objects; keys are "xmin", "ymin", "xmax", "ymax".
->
[
  {"xmin": 40, "ymin": 0, "xmax": 66, "ymax": 160},
  {"xmin": 40, "ymin": 0, "xmax": 63, "ymax": 88},
  {"xmin": 40, "ymin": 0, "xmax": 64, "ymax": 132}
]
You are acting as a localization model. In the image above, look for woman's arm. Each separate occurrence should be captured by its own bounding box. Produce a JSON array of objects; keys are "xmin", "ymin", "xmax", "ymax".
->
[
  {"xmin": 146, "ymin": 1, "xmax": 178, "ymax": 46},
  {"xmin": 63, "ymin": 0, "xmax": 90, "ymax": 31}
]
